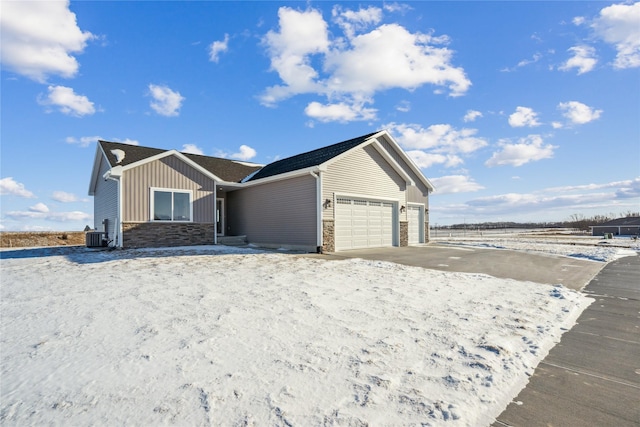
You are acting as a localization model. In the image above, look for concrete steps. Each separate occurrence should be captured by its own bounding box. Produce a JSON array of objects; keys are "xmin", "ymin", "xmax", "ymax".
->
[{"xmin": 217, "ymin": 235, "xmax": 247, "ymax": 246}]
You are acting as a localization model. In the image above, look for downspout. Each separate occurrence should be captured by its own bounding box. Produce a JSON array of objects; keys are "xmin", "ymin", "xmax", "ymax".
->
[{"xmin": 310, "ymin": 170, "xmax": 323, "ymax": 253}]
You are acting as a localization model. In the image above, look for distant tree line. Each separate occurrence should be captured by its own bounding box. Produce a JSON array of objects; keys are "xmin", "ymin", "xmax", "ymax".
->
[{"xmin": 438, "ymin": 211, "xmax": 640, "ymax": 232}]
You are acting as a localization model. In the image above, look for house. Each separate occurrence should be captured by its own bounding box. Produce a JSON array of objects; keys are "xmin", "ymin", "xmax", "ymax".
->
[
  {"xmin": 590, "ymin": 216, "xmax": 640, "ymax": 237},
  {"xmin": 88, "ymin": 130, "xmax": 435, "ymax": 252}
]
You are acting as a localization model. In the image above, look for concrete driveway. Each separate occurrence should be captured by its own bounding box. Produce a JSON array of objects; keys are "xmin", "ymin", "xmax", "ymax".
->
[{"xmin": 317, "ymin": 244, "xmax": 605, "ymax": 291}]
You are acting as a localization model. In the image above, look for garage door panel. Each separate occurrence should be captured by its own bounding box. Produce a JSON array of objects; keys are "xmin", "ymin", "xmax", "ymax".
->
[
  {"xmin": 335, "ymin": 197, "xmax": 395, "ymax": 251},
  {"xmin": 408, "ymin": 205, "xmax": 423, "ymax": 245}
]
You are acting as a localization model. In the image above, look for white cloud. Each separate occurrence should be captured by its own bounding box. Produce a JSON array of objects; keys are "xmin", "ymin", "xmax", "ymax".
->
[
  {"xmin": 52, "ymin": 191, "xmax": 78, "ymax": 203},
  {"xmin": 592, "ymin": 2, "xmax": 640, "ymax": 69},
  {"xmin": 181, "ymin": 144, "xmax": 204, "ymax": 155},
  {"xmin": 66, "ymin": 135, "xmax": 101, "ymax": 147},
  {"xmin": 231, "ymin": 145, "xmax": 257, "ymax": 161},
  {"xmin": 305, "ymin": 100, "xmax": 377, "ymax": 123},
  {"xmin": 557, "ymin": 101, "xmax": 602, "ymax": 125},
  {"xmin": 29, "ymin": 203, "xmax": 50, "ymax": 213},
  {"xmin": 559, "ymin": 45, "xmax": 597, "ymax": 74},
  {"xmin": 395, "ymin": 100, "xmax": 411, "ymax": 112},
  {"xmin": 406, "ymin": 151, "xmax": 463, "ymax": 169},
  {"xmin": 216, "ymin": 145, "xmax": 257, "ymax": 161},
  {"xmin": 0, "ymin": 177, "xmax": 35, "ymax": 198},
  {"xmin": 324, "ymin": 24, "xmax": 470, "ymax": 97},
  {"xmin": 383, "ymin": 3, "xmax": 413, "ymax": 14},
  {"xmin": 573, "ymin": 16, "xmax": 586, "ymax": 26},
  {"xmin": 434, "ymin": 178, "xmax": 640, "ymax": 223},
  {"xmin": 6, "ymin": 210, "xmax": 91, "ymax": 222},
  {"xmin": 332, "ymin": 5, "xmax": 382, "ymax": 39},
  {"xmin": 429, "ymin": 175, "xmax": 485, "ymax": 194},
  {"xmin": 148, "ymin": 84, "xmax": 185, "ymax": 117},
  {"xmin": 387, "ymin": 122, "xmax": 488, "ymax": 154},
  {"xmin": 0, "ymin": 1, "xmax": 94, "ymax": 82},
  {"xmin": 261, "ymin": 7, "xmax": 329, "ymax": 106},
  {"xmin": 485, "ymin": 135, "xmax": 557, "ymax": 167},
  {"xmin": 386, "ymin": 122, "xmax": 486, "ymax": 170},
  {"xmin": 508, "ymin": 106, "xmax": 541, "ymax": 128},
  {"xmin": 457, "ymin": 177, "xmax": 640, "ymax": 218},
  {"xmin": 260, "ymin": 7, "xmax": 470, "ymax": 121},
  {"xmin": 209, "ymin": 34, "xmax": 229, "ymax": 63},
  {"xmin": 463, "ymin": 110, "xmax": 483, "ymax": 122},
  {"xmin": 38, "ymin": 85, "xmax": 96, "ymax": 116},
  {"xmin": 501, "ymin": 53, "xmax": 543, "ymax": 72}
]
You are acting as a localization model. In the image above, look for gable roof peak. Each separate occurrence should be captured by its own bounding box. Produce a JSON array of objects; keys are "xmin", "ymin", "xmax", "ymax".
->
[{"xmin": 97, "ymin": 140, "xmax": 262, "ymax": 183}]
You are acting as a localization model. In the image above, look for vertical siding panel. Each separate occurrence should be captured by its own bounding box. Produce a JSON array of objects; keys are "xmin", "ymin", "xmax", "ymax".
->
[{"xmin": 122, "ymin": 155, "xmax": 215, "ymax": 223}]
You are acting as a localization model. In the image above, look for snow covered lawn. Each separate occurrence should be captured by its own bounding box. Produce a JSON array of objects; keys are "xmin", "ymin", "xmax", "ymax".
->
[
  {"xmin": 1, "ymin": 246, "xmax": 594, "ymax": 426},
  {"xmin": 433, "ymin": 234, "xmax": 639, "ymax": 262}
]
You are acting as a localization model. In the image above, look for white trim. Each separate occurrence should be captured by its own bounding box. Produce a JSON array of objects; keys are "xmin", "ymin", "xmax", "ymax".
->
[
  {"xmin": 240, "ymin": 165, "xmax": 323, "ymax": 187},
  {"xmin": 149, "ymin": 187, "xmax": 194, "ymax": 222},
  {"xmin": 334, "ymin": 191, "xmax": 399, "ymax": 204}
]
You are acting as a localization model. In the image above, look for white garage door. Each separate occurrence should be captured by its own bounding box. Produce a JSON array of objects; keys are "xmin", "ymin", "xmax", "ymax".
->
[
  {"xmin": 335, "ymin": 197, "xmax": 395, "ymax": 250},
  {"xmin": 408, "ymin": 205, "xmax": 423, "ymax": 245}
]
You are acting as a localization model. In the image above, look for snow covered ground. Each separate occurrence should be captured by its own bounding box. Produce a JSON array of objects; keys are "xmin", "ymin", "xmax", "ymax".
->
[
  {"xmin": 433, "ymin": 233, "xmax": 639, "ymax": 262},
  {"xmin": 1, "ymin": 240, "xmax": 634, "ymax": 426}
]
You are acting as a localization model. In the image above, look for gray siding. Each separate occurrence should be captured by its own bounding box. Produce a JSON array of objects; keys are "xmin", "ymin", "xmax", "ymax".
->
[
  {"xmin": 323, "ymin": 144, "xmax": 406, "ymax": 220},
  {"xmin": 93, "ymin": 156, "xmax": 118, "ymax": 239},
  {"xmin": 227, "ymin": 175, "xmax": 317, "ymax": 247},
  {"xmin": 122, "ymin": 156, "xmax": 216, "ymax": 223}
]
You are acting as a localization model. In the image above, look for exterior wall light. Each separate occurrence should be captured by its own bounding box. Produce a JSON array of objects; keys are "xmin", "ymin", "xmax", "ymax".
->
[{"xmin": 400, "ymin": 205, "xmax": 406, "ymax": 213}]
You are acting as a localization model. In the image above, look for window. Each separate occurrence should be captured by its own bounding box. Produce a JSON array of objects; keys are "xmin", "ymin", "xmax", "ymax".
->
[{"xmin": 151, "ymin": 188, "xmax": 192, "ymax": 221}]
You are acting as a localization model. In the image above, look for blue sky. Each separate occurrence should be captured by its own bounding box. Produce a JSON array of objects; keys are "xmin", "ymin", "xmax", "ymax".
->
[{"xmin": 1, "ymin": 1, "xmax": 639, "ymax": 230}]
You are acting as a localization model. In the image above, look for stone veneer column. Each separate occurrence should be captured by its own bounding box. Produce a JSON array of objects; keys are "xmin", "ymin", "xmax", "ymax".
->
[
  {"xmin": 400, "ymin": 221, "xmax": 408, "ymax": 247},
  {"xmin": 322, "ymin": 220, "xmax": 335, "ymax": 253}
]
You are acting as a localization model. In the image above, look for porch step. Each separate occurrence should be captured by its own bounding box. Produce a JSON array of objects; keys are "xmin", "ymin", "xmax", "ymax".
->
[{"xmin": 217, "ymin": 235, "xmax": 247, "ymax": 246}]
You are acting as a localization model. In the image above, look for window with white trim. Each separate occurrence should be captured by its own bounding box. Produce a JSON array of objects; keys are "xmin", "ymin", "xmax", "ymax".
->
[{"xmin": 151, "ymin": 188, "xmax": 192, "ymax": 222}]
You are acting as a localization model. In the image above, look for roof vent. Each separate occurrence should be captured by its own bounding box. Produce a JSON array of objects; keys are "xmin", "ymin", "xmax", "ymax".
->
[{"xmin": 111, "ymin": 149, "xmax": 125, "ymax": 164}]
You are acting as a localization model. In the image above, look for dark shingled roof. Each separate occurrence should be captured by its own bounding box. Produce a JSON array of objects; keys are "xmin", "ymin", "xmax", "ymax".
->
[
  {"xmin": 596, "ymin": 216, "xmax": 640, "ymax": 226},
  {"xmin": 247, "ymin": 131, "xmax": 380, "ymax": 181},
  {"xmin": 99, "ymin": 140, "xmax": 263, "ymax": 183}
]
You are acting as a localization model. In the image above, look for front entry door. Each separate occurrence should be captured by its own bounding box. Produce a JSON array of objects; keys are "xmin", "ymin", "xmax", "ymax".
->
[{"xmin": 216, "ymin": 199, "xmax": 224, "ymax": 235}]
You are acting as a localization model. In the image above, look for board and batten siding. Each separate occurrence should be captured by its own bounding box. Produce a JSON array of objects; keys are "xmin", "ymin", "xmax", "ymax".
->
[
  {"xmin": 227, "ymin": 174, "xmax": 317, "ymax": 247},
  {"xmin": 93, "ymin": 156, "xmax": 119, "ymax": 238},
  {"xmin": 122, "ymin": 156, "xmax": 216, "ymax": 223},
  {"xmin": 323, "ymin": 144, "xmax": 406, "ymax": 221}
]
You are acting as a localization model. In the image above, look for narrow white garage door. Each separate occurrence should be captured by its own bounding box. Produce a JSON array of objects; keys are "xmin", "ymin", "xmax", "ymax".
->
[
  {"xmin": 408, "ymin": 205, "xmax": 423, "ymax": 245},
  {"xmin": 335, "ymin": 197, "xmax": 394, "ymax": 250}
]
